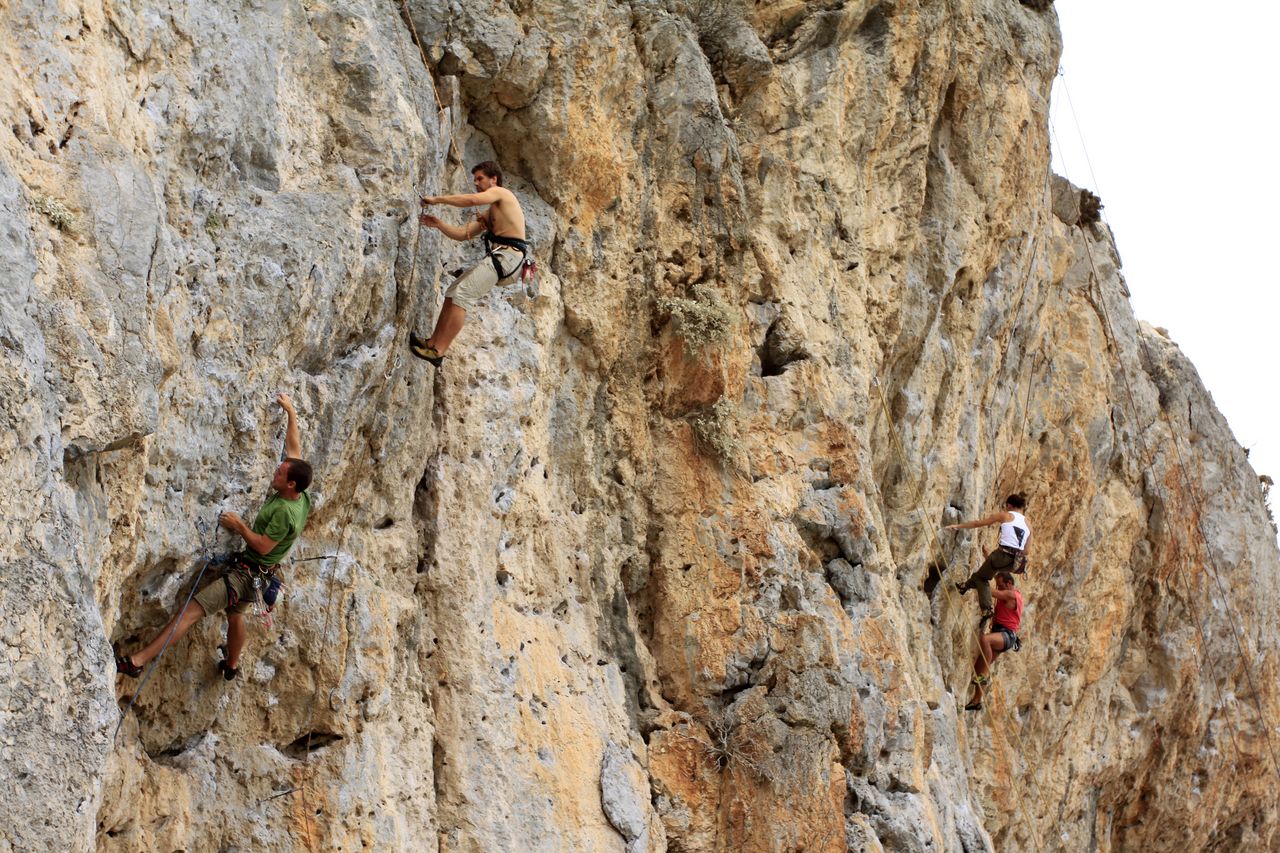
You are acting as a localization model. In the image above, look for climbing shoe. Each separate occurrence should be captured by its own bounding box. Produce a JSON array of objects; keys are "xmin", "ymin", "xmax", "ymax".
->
[
  {"xmin": 971, "ymin": 673, "xmax": 990, "ymax": 686},
  {"xmin": 217, "ymin": 645, "xmax": 239, "ymax": 681},
  {"xmin": 954, "ymin": 582, "xmax": 969, "ymax": 595},
  {"xmin": 964, "ymin": 701, "xmax": 983, "ymax": 712},
  {"xmin": 408, "ymin": 332, "xmax": 444, "ymax": 367},
  {"xmin": 115, "ymin": 653, "xmax": 143, "ymax": 678}
]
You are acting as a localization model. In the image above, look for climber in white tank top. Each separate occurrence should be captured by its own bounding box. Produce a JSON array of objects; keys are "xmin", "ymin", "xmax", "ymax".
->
[
  {"xmin": 946, "ymin": 493, "xmax": 1032, "ymax": 619},
  {"xmin": 998, "ymin": 511, "xmax": 1030, "ymax": 552}
]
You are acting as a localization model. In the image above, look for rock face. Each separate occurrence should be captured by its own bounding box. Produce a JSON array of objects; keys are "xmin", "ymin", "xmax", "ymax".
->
[{"xmin": 2, "ymin": 1, "xmax": 1277, "ymax": 851}]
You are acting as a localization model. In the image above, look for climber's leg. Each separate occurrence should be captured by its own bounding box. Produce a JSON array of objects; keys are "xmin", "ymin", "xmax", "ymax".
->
[
  {"xmin": 128, "ymin": 600, "xmax": 207, "ymax": 669},
  {"xmin": 957, "ymin": 550, "xmax": 1013, "ymax": 611},
  {"xmin": 410, "ymin": 299, "xmax": 465, "ymax": 365},
  {"xmin": 224, "ymin": 612, "xmax": 247, "ymax": 670},
  {"xmin": 975, "ymin": 631, "xmax": 1005, "ymax": 677},
  {"xmin": 410, "ymin": 258, "xmax": 504, "ymax": 364},
  {"xmin": 428, "ymin": 299, "xmax": 467, "ymax": 354}
]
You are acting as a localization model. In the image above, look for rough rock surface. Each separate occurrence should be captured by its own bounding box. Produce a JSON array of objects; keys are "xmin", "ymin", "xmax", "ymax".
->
[{"xmin": 1, "ymin": 1, "xmax": 1276, "ymax": 851}]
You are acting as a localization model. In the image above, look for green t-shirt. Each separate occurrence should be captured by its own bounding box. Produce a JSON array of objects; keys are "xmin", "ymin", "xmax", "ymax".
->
[{"xmin": 246, "ymin": 491, "xmax": 311, "ymax": 566}]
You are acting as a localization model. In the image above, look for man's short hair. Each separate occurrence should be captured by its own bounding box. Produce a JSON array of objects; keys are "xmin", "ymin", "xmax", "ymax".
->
[
  {"xmin": 285, "ymin": 458, "xmax": 313, "ymax": 491},
  {"xmin": 1006, "ymin": 493, "xmax": 1027, "ymax": 509},
  {"xmin": 471, "ymin": 160, "xmax": 503, "ymax": 186},
  {"xmin": 996, "ymin": 571, "xmax": 1015, "ymax": 586}
]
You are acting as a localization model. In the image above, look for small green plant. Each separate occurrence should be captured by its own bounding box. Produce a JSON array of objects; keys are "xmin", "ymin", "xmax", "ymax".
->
[
  {"xmin": 659, "ymin": 282, "xmax": 733, "ymax": 354},
  {"xmin": 32, "ymin": 193, "xmax": 74, "ymax": 231},
  {"xmin": 204, "ymin": 212, "xmax": 224, "ymax": 237},
  {"xmin": 692, "ymin": 397, "xmax": 742, "ymax": 464}
]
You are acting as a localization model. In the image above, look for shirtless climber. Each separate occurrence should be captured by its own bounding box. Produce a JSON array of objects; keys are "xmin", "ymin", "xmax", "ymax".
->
[
  {"xmin": 409, "ymin": 160, "xmax": 532, "ymax": 367},
  {"xmin": 947, "ymin": 493, "xmax": 1031, "ymax": 623},
  {"xmin": 115, "ymin": 393, "xmax": 312, "ymax": 681},
  {"xmin": 964, "ymin": 571, "xmax": 1023, "ymax": 711}
]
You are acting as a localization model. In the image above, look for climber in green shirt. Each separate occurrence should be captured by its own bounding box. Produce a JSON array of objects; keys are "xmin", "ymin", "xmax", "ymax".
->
[{"xmin": 115, "ymin": 393, "xmax": 312, "ymax": 681}]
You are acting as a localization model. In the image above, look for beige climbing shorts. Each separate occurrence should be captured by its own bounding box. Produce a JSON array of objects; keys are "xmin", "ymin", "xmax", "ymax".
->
[
  {"xmin": 194, "ymin": 567, "xmax": 256, "ymax": 616},
  {"xmin": 444, "ymin": 247, "xmax": 523, "ymax": 310}
]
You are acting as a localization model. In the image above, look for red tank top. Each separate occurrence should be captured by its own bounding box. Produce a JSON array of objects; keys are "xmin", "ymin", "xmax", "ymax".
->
[{"xmin": 993, "ymin": 590, "xmax": 1023, "ymax": 633}]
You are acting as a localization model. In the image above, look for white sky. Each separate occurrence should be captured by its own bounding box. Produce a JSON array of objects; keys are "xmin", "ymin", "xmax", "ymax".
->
[{"xmin": 1050, "ymin": 3, "xmax": 1280, "ymax": 485}]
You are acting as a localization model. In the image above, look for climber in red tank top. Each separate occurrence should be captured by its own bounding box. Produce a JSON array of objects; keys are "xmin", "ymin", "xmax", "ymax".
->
[{"xmin": 964, "ymin": 572, "xmax": 1023, "ymax": 711}]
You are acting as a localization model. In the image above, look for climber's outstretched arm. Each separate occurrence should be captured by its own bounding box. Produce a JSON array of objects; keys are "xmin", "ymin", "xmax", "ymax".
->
[
  {"xmin": 278, "ymin": 392, "xmax": 302, "ymax": 459},
  {"xmin": 946, "ymin": 510, "xmax": 1012, "ymax": 531},
  {"xmin": 422, "ymin": 188, "xmax": 503, "ymax": 208}
]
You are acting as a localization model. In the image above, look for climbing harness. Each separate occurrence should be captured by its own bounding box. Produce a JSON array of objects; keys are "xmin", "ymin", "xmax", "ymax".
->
[
  {"xmin": 212, "ymin": 553, "xmax": 284, "ymax": 630},
  {"xmin": 481, "ymin": 232, "xmax": 534, "ymax": 281}
]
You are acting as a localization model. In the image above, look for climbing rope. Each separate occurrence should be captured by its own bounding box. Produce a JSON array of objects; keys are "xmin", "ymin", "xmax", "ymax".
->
[
  {"xmin": 868, "ymin": 198, "xmax": 1064, "ymax": 849},
  {"xmin": 1052, "ymin": 68, "xmax": 1280, "ymax": 778},
  {"xmin": 112, "ymin": 517, "xmax": 220, "ymax": 742},
  {"xmin": 870, "ymin": 379, "xmax": 1046, "ymax": 853},
  {"xmin": 396, "ymin": 0, "xmax": 462, "ymax": 163},
  {"xmin": 287, "ymin": 5, "xmax": 447, "ymax": 841},
  {"xmin": 1076, "ymin": 227, "xmax": 1279, "ymax": 779}
]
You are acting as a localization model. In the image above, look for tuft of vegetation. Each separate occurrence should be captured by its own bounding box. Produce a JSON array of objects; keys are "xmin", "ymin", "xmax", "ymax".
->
[
  {"xmin": 204, "ymin": 212, "xmax": 224, "ymax": 237},
  {"xmin": 691, "ymin": 397, "xmax": 742, "ymax": 464},
  {"xmin": 666, "ymin": 713, "xmax": 770, "ymax": 781},
  {"xmin": 32, "ymin": 193, "xmax": 75, "ymax": 231},
  {"xmin": 1078, "ymin": 189, "xmax": 1103, "ymax": 226},
  {"xmin": 1261, "ymin": 474, "xmax": 1276, "ymax": 535},
  {"xmin": 659, "ymin": 282, "xmax": 733, "ymax": 355}
]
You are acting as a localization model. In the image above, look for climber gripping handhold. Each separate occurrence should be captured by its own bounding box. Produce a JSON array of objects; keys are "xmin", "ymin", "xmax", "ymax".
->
[
  {"xmin": 963, "ymin": 572, "xmax": 1024, "ymax": 709},
  {"xmin": 412, "ymin": 161, "xmax": 533, "ymax": 365},
  {"xmin": 113, "ymin": 393, "xmax": 312, "ymax": 689},
  {"xmin": 946, "ymin": 493, "xmax": 1031, "ymax": 615}
]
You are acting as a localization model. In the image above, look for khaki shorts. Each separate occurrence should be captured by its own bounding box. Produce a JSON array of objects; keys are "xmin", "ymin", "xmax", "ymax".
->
[
  {"xmin": 194, "ymin": 568, "xmax": 257, "ymax": 616},
  {"xmin": 444, "ymin": 247, "xmax": 523, "ymax": 310}
]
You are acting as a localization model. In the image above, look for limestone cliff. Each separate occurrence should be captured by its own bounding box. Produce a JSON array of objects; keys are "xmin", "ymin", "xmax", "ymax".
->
[{"xmin": 2, "ymin": 1, "xmax": 1277, "ymax": 851}]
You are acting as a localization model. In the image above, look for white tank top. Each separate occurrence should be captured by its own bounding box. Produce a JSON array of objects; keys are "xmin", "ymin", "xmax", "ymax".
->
[{"xmin": 999, "ymin": 511, "xmax": 1030, "ymax": 551}]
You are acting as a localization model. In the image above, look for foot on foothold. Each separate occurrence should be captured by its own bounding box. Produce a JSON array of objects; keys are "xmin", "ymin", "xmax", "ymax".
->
[
  {"xmin": 408, "ymin": 332, "xmax": 444, "ymax": 367},
  {"xmin": 971, "ymin": 673, "xmax": 990, "ymax": 686},
  {"xmin": 217, "ymin": 645, "xmax": 239, "ymax": 681},
  {"xmin": 115, "ymin": 653, "xmax": 143, "ymax": 678},
  {"xmin": 964, "ymin": 701, "xmax": 983, "ymax": 712},
  {"xmin": 954, "ymin": 582, "xmax": 968, "ymax": 595}
]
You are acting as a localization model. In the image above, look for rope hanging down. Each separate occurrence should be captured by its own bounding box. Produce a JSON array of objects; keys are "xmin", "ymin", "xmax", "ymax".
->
[
  {"xmin": 1053, "ymin": 67, "xmax": 1279, "ymax": 779},
  {"xmin": 869, "ymin": 196, "xmax": 1059, "ymax": 850},
  {"xmin": 397, "ymin": 0, "xmax": 462, "ymax": 163},
  {"xmin": 288, "ymin": 5, "xmax": 445, "ymax": 842},
  {"xmin": 870, "ymin": 378, "xmax": 1047, "ymax": 853},
  {"xmin": 113, "ymin": 519, "xmax": 220, "ymax": 742}
]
